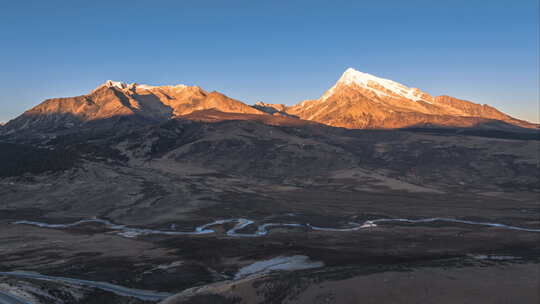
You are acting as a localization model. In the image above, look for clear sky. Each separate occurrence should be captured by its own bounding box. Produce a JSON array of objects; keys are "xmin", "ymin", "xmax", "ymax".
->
[{"xmin": 1, "ymin": 0, "xmax": 538, "ymax": 123}]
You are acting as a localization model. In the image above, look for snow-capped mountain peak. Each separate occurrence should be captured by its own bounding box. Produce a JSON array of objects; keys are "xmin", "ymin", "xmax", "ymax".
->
[{"xmin": 322, "ymin": 68, "xmax": 428, "ymax": 102}]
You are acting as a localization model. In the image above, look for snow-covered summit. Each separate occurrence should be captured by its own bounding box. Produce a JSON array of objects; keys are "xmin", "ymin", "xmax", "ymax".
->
[{"xmin": 322, "ymin": 68, "xmax": 427, "ymax": 102}]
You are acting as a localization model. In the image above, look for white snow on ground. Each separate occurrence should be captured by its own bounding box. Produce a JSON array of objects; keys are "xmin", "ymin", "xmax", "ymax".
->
[{"xmin": 234, "ymin": 255, "xmax": 324, "ymax": 279}]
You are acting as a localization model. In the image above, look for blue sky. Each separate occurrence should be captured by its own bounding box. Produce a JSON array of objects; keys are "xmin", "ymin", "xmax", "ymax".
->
[{"xmin": 1, "ymin": 0, "xmax": 538, "ymax": 123}]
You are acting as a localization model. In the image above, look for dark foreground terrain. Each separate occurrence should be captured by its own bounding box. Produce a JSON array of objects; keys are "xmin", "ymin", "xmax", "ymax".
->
[{"xmin": 1, "ymin": 115, "xmax": 539, "ymax": 303}]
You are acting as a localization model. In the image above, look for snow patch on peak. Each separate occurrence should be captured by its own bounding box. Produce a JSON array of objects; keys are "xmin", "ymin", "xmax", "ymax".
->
[
  {"xmin": 97, "ymin": 81, "xmax": 187, "ymax": 92},
  {"xmin": 322, "ymin": 68, "xmax": 429, "ymax": 102},
  {"xmin": 162, "ymin": 84, "xmax": 188, "ymax": 90},
  {"xmin": 104, "ymin": 80, "xmax": 128, "ymax": 89}
]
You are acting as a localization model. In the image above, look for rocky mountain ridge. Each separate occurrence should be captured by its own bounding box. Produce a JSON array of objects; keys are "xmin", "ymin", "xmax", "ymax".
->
[
  {"xmin": 1, "ymin": 80, "xmax": 263, "ymax": 135},
  {"xmin": 1, "ymin": 69, "xmax": 537, "ymax": 136},
  {"xmin": 273, "ymin": 68, "xmax": 537, "ymax": 130}
]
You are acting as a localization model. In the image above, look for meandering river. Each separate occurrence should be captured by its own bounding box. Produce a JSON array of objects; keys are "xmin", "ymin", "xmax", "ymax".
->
[
  {"xmin": 13, "ymin": 216, "xmax": 540, "ymax": 238},
  {"xmin": 4, "ymin": 216, "xmax": 540, "ymax": 304}
]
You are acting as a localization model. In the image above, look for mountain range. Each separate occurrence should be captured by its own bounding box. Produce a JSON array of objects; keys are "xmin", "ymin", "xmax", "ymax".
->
[{"xmin": 1, "ymin": 68, "xmax": 537, "ymax": 137}]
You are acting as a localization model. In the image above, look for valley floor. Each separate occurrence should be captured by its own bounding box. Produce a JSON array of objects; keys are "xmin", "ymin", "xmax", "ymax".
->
[
  {"xmin": 0, "ymin": 132, "xmax": 538, "ymax": 303},
  {"xmin": 1, "ymin": 176, "xmax": 539, "ymax": 303}
]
